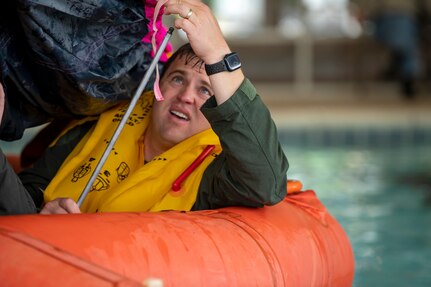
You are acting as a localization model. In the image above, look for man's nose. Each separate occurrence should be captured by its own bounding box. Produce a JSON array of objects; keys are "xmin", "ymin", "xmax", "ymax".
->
[{"xmin": 177, "ymin": 85, "xmax": 195, "ymax": 104}]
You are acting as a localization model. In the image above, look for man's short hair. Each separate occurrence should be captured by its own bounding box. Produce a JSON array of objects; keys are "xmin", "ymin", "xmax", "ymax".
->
[{"xmin": 161, "ymin": 43, "xmax": 205, "ymax": 78}]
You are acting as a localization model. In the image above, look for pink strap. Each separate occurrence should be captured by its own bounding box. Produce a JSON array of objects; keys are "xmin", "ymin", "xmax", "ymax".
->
[{"xmin": 151, "ymin": 0, "xmax": 169, "ymax": 101}]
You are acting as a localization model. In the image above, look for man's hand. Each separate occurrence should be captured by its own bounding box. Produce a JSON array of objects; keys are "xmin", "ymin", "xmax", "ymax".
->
[
  {"xmin": 164, "ymin": 0, "xmax": 245, "ymax": 105},
  {"xmin": 40, "ymin": 198, "xmax": 81, "ymax": 214},
  {"xmin": 164, "ymin": 0, "xmax": 231, "ymax": 65}
]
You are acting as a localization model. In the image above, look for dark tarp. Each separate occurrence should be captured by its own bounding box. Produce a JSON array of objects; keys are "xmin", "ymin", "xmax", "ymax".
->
[{"xmin": 0, "ymin": 0, "xmax": 156, "ymax": 141}]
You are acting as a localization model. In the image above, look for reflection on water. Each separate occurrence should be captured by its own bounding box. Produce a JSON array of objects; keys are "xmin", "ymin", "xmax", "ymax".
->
[{"xmin": 284, "ymin": 145, "xmax": 431, "ymax": 287}]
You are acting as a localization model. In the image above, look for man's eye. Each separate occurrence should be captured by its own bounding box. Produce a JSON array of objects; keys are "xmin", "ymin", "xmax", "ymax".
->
[
  {"xmin": 200, "ymin": 87, "xmax": 212, "ymax": 97},
  {"xmin": 172, "ymin": 76, "xmax": 183, "ymax": 84}
]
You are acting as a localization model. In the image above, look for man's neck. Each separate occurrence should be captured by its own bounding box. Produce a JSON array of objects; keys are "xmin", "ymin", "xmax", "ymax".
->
[{"xmin": 143, "ymin": 127, "xmax": 168, "ymax": 163}]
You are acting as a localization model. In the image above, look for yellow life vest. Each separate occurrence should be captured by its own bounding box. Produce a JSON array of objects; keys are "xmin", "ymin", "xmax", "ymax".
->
[{"xmin": 44, "ymin": 92, "xmax": 222, "ymax": 212}]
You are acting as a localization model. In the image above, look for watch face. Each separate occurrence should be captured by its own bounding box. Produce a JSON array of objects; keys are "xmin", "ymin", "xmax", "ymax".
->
[{"xmin": 225, "ymin": 53, "xmax": 241, "ymax": 71}]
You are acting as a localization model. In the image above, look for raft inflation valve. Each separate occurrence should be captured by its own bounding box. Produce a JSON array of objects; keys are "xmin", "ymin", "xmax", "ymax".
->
[{"xmin": 172, "ymin": 145, "xmax": 215, "ymax": 191}]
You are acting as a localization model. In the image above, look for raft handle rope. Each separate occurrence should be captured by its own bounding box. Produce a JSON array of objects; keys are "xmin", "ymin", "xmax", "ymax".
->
[{"xmin": 77, "ymin": 27, "xmax": 175, "ymax": 208}]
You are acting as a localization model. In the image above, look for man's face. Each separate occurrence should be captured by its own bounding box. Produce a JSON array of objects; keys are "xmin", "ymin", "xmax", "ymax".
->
[{"xmin": 149, "ymin": 56, "xmax": 214, "ymax": 149}]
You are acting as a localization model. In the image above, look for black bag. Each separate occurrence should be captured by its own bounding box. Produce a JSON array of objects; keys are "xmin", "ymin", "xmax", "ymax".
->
[{"xmin": 0, "ymin": 0, "xmax": 154, "ymax": 140}]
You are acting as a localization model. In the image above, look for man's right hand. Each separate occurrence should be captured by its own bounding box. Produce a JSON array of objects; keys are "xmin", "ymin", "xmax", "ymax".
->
[
  {"xmin": 40, "ymin": 198, "xmax": 81, "ymax": 214},
  {"xmin": 164, "ymin": 0, "xmax": 245, "ymax": 105}
]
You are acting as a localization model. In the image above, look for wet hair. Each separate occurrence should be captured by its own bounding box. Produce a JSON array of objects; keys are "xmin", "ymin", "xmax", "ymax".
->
[{"xmin": 160, "ymin": 43, "xmax": 205, "ymax": 79}]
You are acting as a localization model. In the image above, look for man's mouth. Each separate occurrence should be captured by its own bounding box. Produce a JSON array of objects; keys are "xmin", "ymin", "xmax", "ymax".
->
[{"xmin": 170, "ymin": 110, "xmax": 189, "ymax": 121}]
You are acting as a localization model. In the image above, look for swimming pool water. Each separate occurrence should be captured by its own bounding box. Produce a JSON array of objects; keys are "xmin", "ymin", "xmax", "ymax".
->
[{"xmin": 283, "ymin": 145, "xmax": 431, "ymax": 287}]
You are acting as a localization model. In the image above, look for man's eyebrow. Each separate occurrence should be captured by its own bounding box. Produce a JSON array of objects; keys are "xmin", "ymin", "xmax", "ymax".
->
[{"xmin": 166, "ymin": 69, "xmax": 186, "ymax": 78}]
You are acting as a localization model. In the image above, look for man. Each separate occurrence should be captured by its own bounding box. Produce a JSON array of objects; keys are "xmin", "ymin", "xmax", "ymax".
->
[
  {"xmin": 1, "ymin": 0, "xmax": 288, "ymax": 215},
  {"xmin": 350, "ymin": 0, "xmax": 422, "ymax": 98}
]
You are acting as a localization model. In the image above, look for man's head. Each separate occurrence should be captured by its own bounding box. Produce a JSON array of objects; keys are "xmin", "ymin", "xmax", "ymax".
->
[{"xmin": 146, "ymin": 44, "xmax": 214, "ymax": 151}]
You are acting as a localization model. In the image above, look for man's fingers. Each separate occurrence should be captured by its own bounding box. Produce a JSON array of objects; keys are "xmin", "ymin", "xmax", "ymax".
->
[
  {"xmin": 164, "ymin": 0, "xmax": 200, "ymax": 18},
  {"xmin": 40, "ymin": 198, "xmax": 81, "ymax": 214},
  {"xmin": 59, "ymin": 198, "xmax": 81, "ymax": 214},
  {"xmin": 40, "ymin": 200, "xmax": 66, "ymax": 214}
]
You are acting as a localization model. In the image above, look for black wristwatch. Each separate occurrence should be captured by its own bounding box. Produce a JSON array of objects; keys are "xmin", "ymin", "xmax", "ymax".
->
[{"xmin": 205, "ymin": 52, "xmax": 241, "ymax": 76}]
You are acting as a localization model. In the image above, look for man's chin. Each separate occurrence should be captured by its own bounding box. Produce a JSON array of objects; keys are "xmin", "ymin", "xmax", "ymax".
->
[{"xmin": 163, "ymin": 132, "xmax": 189, "ymax": 146}]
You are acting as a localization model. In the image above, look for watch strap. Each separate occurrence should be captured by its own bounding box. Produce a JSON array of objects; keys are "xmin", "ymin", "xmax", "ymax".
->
[
  {"xmin": 205, "ymin": 52, "xmax": 241, "ymax": 76},
  {"xmin": 205, "ymin": 60, "xmax": 227, "ymax": 76}
]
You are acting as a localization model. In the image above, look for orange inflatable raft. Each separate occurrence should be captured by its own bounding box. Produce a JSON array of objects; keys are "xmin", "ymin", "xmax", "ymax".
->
[{"xmin": 0, "ymin": 181, "xmax": 354, "ymax": 286}]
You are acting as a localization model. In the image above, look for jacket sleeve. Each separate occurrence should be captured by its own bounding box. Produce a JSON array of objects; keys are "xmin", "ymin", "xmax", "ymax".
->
[
  {"xmin": 193, "ymin": 78, "xmax": 289, "ymax": 210},
  {"xmin": 0, "ymin": 148, "xmax": 37, "ymax": 214}
]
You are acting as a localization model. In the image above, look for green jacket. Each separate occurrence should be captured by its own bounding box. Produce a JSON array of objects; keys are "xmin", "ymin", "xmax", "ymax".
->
[{"xmin": 1, "ymin": 78, "xmax": 288, "ymax": 214}]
